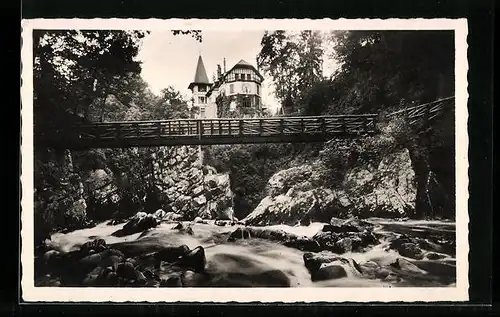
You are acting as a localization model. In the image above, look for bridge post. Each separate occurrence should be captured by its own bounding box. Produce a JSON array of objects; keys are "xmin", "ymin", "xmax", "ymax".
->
[
  {"xmin": 280, "ymin": 118, "xmax": 284, "ymax": 135},
  {"xmin": 115, "ymin": 125, "xmax": 120, "ymax": 140},
  {"xmin": 321, "ymin": 117, "xmax": 326, "ymax": 135},
  {"xmin": 197, "ymin": 120, "xmax": 203, "ymax": 140},
  {"xmin": 341, "ymin": 117, "xmax": 346, "ymax": 135},
  {"xmin": 156, "ymin": 121, "xmax": 162, "ymax": 137},
  {"xmin": 239, "ymin": 119, "xmax": 243, "ymax": 136},
  {"xmin": 134, "ymin": 123, "xmax": 139, "ymax": 140}
]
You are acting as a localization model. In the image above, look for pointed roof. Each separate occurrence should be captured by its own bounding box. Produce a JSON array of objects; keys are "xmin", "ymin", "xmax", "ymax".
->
[
  {"xmin": 188, "ymin": 55, "xmax": 210, "ymax": 90},
  {"xmin": 227, "ymin": 59, "xmax": 264, "ymax": 80},
  {"xmin": 235, "ymin": 59, "xmax": 252, "ymax": 66}
]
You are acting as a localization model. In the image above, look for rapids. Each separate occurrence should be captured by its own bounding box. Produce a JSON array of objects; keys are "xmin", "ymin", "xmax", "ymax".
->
[{"xmin": 45, "ymin": 218, "xmax": 456, "ymax": 288}]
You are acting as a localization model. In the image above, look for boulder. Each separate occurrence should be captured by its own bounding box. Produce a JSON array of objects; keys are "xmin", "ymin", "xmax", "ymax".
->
[
  {"xmin": 312, "ymin": 264, "xmax": 348, "ymax": 281},
  {"xmin": 312, "ymin": 230, "xmax": 378, "ymax": 254},
  {"xmin": 303, "ymin": 252, "xmax": 347, "ymax": 273},
  {"xmin": 80, "ymin": 238, "xmax": 108, "ymax": 254},
  {"xmin": 192, "ymin": 185, "xmax": 204, "ymax": 197},
  {"xmin": 119, "ymin": 212, "xmax": 159, "ymax": 236},
  {"xmin": 153, "ymin": 209, "xmax": 167, "ymax": 220},
  {"xmin": 391, "ymin": 258, "xmax": 428, "ymax": 275},
  {"xmin": 163, "ymin": 211, "xmax": 183, "ymax": 222},
  {"xmin": 154, "ymin": 245, "xmax": 190, "ymax": 263},
  {"xmin": 176, "ymin": 246, "xmax": 206, "ymax": 273},
  {"xmin": 193, "ymin": 195, "xmax": 207, "ymax": 207},
  {"xmin": 83, "ymin": 266, "xmax": 104, "ymax": 286},
  {"xmin": 116, "ymin": 261, "xmax": 139, "ymax": 280},
  {"xmin": 161, "ymin": 275, "xmax": 183, "ymax": 287},
  {"xmin": 389, "ymin": 235, "xmax": 425, "ymax": 260},
  {"xmin": 303, "ymin": 252, "xmax": 361, "ymax": 282},
  {"xmin": 425, "ymin": 252, "xmax": 448, "ymax": 260}
]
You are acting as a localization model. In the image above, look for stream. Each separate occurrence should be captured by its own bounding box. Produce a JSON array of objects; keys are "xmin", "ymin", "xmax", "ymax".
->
[{"xmin": 38, "ymin": 217, "xmax": 456, "ymax": 288}]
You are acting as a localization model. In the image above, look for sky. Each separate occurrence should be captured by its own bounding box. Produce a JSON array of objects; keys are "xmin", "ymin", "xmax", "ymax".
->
[
  {"xmin": 135, "ymin": 30, "xmax": 339, "ymax": 114},
  {"xmin": 136, "ymin": 30, "xmax": 281, "ymax": 112}
]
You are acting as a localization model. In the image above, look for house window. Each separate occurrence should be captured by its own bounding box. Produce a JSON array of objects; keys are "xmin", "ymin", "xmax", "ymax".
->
[
  {"xmin": 198, "ymin": 96, "xmax": 206, "ymax": 104},
  {"xmin": 200, "ymin": 107, "xmax": 206, "ymax": 118},
  {"xmin": 256, "ymin": 85, "xmax": 260, "ymax": 95},
  {"xmin": 229, "ymin": 84, "xmax": 234, "ymax": 94},
  {"xmin": 235, "ymin": 74, "xmax": 239, "ymax": 80},
  {"xmin": 242, "ymin": 96, "xmax": 251, "ymax": 108},
  {"xmin": 199, "ymin": 85, "xmax": 207, "ymax": 92},
  {"xmin": 246, "ymin": 74, "xmax": 251, "ymax": 81}
]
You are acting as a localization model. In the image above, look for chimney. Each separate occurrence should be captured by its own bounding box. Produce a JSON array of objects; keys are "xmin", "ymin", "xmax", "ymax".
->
[
  {"xmin": 223, "ymin": 58, "xmax": 226, "ymax": 73},
  {"xmin": 217, "ymin": 64, "xmax": 222, "ymax": 79}
]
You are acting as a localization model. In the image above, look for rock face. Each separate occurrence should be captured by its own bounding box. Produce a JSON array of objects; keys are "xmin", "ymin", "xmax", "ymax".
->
[
  {"xmin": 34, "ymin": 149, "xmax": 89, "ymax": 244},
  {"xmin": 242, "ymin": 164, "xmax": 340, "ymax": 226},
  {"xmin": 243, "ymin": 148, "xmax": 417, "ymax": 226},
  {"xmin": 341, "ymin": 149, "xmax": 417, "ymax": 218},
  {"xmin": 150, "ymin": 146, "xmax": 234, "ymax": 221}
]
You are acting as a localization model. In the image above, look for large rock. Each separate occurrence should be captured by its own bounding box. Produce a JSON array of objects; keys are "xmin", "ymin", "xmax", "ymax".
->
[
  {"xmin": 243, "ymin": 187, "xmax": 337, "ymax": 226},
  {"xmin": 114, "ymin": 212, "xmax": 159, "ymax": 236},
  {"xmin": 303, "ymin": 252, "xmax": 361, "ymax": 282},
  {"xmin": 389, "ymin": 235, "xmax": 426, "ymax": 260},
  {"xmin": 312, "ymin": 229, "xmax": 378, "ymax": 254},
  {"xmin": 341, "ymin": 149, "xmax": 417, "ymax": 218}
]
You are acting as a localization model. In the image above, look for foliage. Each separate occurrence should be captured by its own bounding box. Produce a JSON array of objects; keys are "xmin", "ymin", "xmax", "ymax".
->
[
  {"xmin": 325, "ymin": 30, "xmax": 455, "ymax": 115},
  {"xmin": 33, "ymin": 30, "xmax": 148, "ymax": 127},
  {"xmin": 257, "ymin": 30, "xmax": 324, "ymax": 114}
]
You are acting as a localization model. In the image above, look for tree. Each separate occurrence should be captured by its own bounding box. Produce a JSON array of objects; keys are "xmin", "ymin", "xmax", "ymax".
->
[
  {"xmin": 327, "ymin": 30, "xmax": 454, "ymax": 115},
  {"xmin": 257, "ymin": 30, "xmax": 325, "ymax": 114},
  {"xmin": 33, "ymin": 30, "xmax": 148, "ymax": 126}
]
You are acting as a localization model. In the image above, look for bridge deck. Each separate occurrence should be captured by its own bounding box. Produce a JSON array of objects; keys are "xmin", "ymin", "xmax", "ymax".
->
[{"xmin": 38, "ymin": 115, "xmax": 379, "ymax": 149}]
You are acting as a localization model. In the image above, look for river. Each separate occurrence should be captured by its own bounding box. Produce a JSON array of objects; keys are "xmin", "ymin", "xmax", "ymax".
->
[{"xmin": 41, "ymin": 217, "xmax": 456, "ymax": 288}]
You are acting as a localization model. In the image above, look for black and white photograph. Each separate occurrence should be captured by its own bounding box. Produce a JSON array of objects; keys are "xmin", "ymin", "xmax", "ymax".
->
[{"xmin": 20, "ymin": 19, "xmax": 469, "ymax": 302}]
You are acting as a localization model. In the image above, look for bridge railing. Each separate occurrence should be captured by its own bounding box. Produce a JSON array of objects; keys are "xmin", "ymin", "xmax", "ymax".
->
[
  {"xmin": 57, "ymin": 115, "xmax": 378, "ymax": 139},
  {"xmin": 38, "ymin": 114, "xmax": 379, "ymax": 148},
  {"xmin": 386, "ymin": 96, "xmax": 455, "ymax": 126}
]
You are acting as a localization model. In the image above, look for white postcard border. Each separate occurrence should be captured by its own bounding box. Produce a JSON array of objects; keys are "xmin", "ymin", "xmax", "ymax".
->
[{"xmin": 20, "ymin": 18, "xmax": 469, "ymax": 302}]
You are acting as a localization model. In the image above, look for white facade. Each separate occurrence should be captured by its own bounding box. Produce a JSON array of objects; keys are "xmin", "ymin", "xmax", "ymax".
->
[{"xmin": 189, "ymin": 57, "xmax": 264, "ymax": 119}]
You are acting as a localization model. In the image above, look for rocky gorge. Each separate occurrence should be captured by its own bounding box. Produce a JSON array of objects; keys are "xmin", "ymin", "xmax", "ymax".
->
[{"xmin": 34, "ymin": 140, "xmax": 456, "ymax": 288}]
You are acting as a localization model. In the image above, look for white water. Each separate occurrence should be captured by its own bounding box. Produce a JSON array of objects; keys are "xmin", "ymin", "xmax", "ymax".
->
[{"xmin": 47, "ymin": 219, "xmax": 456, "ymax": 287}]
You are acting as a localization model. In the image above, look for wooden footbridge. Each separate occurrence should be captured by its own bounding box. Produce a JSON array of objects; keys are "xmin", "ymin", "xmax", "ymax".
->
[{"xmin": 37, "ymin": 96, "xmax": 454, "ymax": 149}]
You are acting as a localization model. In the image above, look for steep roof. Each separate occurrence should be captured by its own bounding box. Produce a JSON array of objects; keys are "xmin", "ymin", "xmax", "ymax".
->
[
  {"xmin": 235, "ymin": 59, "xmax": 252, "ymax": 67},
  {"xmin": 188, "ymin": 55, "xmax": 210, "ymax": 90},
  {"xmin": 227, "ymin": 59, "xmax": 264, "ymax": 80}
]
